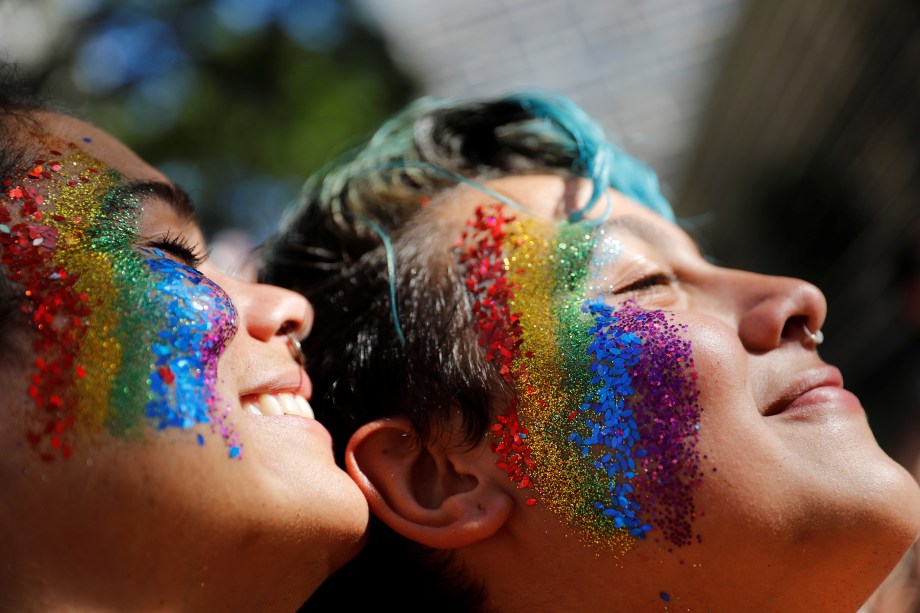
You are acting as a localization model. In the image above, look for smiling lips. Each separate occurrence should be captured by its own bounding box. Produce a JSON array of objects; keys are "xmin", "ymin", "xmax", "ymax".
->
[
  {"xmin": 764, "ymin": 366, "xmax": 863, "ymax": 417},
  {"xmin": 242, "ymin": 393, "xmax": 315, "ymax": 418}
]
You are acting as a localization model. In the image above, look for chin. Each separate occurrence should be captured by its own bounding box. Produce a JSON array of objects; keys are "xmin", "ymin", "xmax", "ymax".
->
[
  {"xmin": 795, "ymin": 413, "xmax": 920, "ymax": 553},
  {"xmin": 811, "ymin": 449, "xmax": 920, "ymax": 610},
  {"xmin": 694, "ymin": 431, "xmax": 920, "ymax": 612},
  {"xmin": 869, "ymin": 451, "xmax": 920, "ymax": 546},
  {"xmin": 843, "ymin": 429, "xmax": 920, "ymax": 539}
]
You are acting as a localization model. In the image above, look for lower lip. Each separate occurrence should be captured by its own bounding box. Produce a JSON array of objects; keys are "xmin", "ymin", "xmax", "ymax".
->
[
  {"xmin": 248, "ymin": 411, "xmax": 335, "ymax": 449},
  {"xmin": 293, "ymin": 414, "xmax": 334, "ymax": 446},
  {"xmin": 781, "ymin": 386, "xmax": 864, "ymax": 418}
]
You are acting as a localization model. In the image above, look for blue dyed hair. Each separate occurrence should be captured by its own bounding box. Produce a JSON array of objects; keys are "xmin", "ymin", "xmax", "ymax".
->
[
  {"xmin": 300, "ymin": 91, "xmax": 673, "ymax": 231},
  {"xmin": 507, "ymin": 91, "xmax": 673, "ymax": 222},
  {"xmin": 266, "ymin": 91, "xmax": 674, "ymax": 344}
]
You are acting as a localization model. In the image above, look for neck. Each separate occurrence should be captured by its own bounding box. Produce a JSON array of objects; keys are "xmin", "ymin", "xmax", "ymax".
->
[
  {"xmin": 0, "ymin": 533, "xmax": 325, "ymax": 612},
  {"xmin": 459, "ymin": 510, "xmax": 889, "ymax": 613}
]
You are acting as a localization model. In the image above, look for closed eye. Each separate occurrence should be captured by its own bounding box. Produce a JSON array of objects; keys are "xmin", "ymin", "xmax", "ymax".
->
[
  {"xmin": 614, "ymin": 272, "xmax": 674, "ymax": 295},
  {"xmin": 143, "ymin": 230, "xmax": 210, "ymax": 268}
]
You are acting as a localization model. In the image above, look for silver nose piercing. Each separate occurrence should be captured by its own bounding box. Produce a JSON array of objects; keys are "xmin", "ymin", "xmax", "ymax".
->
[
  {"xmin": 802, "ymin": 323, "xmax": 824, "ymax": 346},
  {"xmin": 286, "ymin": 331, "xmax": 305, "ymax": 367}
]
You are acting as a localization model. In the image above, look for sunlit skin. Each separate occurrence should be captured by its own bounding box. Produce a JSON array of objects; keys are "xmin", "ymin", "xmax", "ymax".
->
[
  {"xmin": 0, "ymin": 113, "xmax": 368, "ymax": 611},
  {"xmin": 348, "ymin": 175, "xmax": 920, "ymax": 612}
]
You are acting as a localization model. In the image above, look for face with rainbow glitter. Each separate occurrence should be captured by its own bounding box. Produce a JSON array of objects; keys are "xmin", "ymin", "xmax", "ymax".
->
[
  {"xmin": 0, "ymin": 113, "xmax": 367, "ymax": 609},
  {"xmin": 459, "ymin": 197, "xmax": 705, "ymax": 550},
  {"xmin": 348, "ymin": 173, "xmax": 920, "ymax": 612}
]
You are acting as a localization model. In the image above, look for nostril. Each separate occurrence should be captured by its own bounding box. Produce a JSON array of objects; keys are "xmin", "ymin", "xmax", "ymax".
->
[
  {"xmin": 278, "ymin": 320, "xmax": 299, "ymax": 337},
  {"xmin": 781, "ymin": 316, "xmax": 806, "ymax": 341}
]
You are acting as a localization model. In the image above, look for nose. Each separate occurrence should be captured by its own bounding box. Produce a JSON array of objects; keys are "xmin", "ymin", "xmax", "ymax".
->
[
  {"xmin": 225, "ymin": 276, "xmax": 314, "ymax": 344},
  {"xmin": 723, "ymin": 269, "xmax": 827, "ymax": 353}
]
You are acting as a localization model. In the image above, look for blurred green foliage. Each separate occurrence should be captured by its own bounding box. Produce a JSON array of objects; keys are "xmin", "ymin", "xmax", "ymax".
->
[{"xmin": 8, "ymin": 0, "xmax": 416, "ymax": 239}]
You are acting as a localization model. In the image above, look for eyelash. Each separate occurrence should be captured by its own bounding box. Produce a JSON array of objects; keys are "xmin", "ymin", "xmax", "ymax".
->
[
  {"xmin": 147, "ymin": 231, "xmax": 210, "ymax": 267},
  {"xmin": 614, "ymin": 272, "xmax": 674, "ymax": 295}
]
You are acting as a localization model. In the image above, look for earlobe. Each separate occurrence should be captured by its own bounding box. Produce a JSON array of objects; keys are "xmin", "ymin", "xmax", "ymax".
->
[{"xmin": 346, "ymin": 416, "xmax": 514, "ymax": 549}]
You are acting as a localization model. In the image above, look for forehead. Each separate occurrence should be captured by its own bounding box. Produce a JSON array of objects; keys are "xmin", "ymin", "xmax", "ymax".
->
[
  {"xmin": 24, "ymin": 112, "xmax": 167, "ymax": 184},
  {"xmin": 438, "ymin": 174, "xmax": 689, "ymax": 250},
  {"xmin": 6, "ymin": 113, "xmax": 195, "ymax": 231}
]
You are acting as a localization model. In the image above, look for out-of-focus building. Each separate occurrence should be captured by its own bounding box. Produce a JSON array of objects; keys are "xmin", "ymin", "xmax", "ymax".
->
[{"xmin": 356, "ymin": 0, "xmax": 745, "ymax": 197}]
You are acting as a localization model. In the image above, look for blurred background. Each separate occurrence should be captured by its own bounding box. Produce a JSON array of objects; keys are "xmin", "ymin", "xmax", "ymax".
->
[{"xmin": 1, "ymin": 0, "xmax": 918, "ymax": 466}]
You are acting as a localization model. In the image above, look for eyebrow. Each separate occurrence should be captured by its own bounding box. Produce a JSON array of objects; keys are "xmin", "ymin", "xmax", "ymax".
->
[
  {"xmin": 123, "ymin": 180, "xmax": 196, "ymax": 221},
  {"xmin": 601, "ymin": 215, "xmax": 703, "ymax": 256},
  {"xmin": 603, "ymin": 215, "xmax": 669, "ymax": 245}
]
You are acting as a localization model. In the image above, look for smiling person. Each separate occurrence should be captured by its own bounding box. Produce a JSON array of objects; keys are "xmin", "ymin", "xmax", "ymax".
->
[
  {"xmin": 0, "ymin": 65, "xmax": 367, "ymax": 611},
  {"xmin": 262, "ymin": 93, "xmax": 920, "ymax": 612}
]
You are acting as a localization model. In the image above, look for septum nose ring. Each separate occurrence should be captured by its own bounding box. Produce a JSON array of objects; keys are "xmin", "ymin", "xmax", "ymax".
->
[
  {"xmin": 802, "ymin": 323, "xmax": 824, "ymax": 346},
  {"xmin": 286, "ymin": 331, "xmax": 306, "ymax": 368}
]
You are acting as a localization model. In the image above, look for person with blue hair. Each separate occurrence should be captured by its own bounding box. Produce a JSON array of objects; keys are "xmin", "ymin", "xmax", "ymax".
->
[{"xmin": 263, "ymin": 92, "xmax": 920, "ymax": 612}]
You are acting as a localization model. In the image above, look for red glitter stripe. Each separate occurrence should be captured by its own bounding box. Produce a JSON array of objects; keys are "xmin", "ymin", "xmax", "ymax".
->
[
  {"xmin": 458, "ymin": 204, "xmax": 535, "ymax": 489},
  {"xmin": 2, "ymin": 153, "xmax": 87, "ymax": 461}
]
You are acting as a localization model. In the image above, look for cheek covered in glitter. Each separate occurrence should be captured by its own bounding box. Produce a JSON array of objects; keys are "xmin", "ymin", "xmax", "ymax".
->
[
  {"xmin": 1, "ymin": 145, "xmax": 239, "ymax": 461},
  {"xmin": 573, "ymin": 302, "xmax": 703, "ymax": 547},
  {"xmin": 144, "ymin": 251, "xmax": 240, "ymax": 457},
  {"xmin": 459, "ymin": 203, "xmax": 704, "ymax": 550}
]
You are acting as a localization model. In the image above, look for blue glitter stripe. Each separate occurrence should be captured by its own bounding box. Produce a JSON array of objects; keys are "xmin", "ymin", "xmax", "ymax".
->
[
  {"xmin": 141, "ymin": 249, "xmax": 239, "ymax": 457},
  {"xmin": 568, "ymin": 299, "xmax": 652, "ymax": 538}
]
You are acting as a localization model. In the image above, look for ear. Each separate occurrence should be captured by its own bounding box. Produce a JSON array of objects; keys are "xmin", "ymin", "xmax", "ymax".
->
[{"xmin": 346, "ymin": 416, "xmax": 514, "ymax": 549}]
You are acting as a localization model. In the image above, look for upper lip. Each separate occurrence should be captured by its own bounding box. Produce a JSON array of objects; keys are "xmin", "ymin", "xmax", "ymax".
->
[
  {"xmin": 238, "ymin": 367, "xmax": 313, "ymax": 402},
  {"xmin": 763, "ymin": 366, "xmax": 844, "ymax": 416}
]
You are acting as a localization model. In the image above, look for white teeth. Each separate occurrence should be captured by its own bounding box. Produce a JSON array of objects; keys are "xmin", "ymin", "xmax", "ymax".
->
[
  {"xmin": 243, "ymin": 401, "xmax": 263, "ymax": 416},
  {"xmin": 248, "ymin": 393, "xmax": 314, "ymax": 418},
  {"xmin": 257, "ymin": 393, "xmax": 284, "ymax": 416},
  {"xmin": 277, "ymin": 393, "xmax": 303, "ymax": 416},
  {"xmin": 294, "ymin": 395, "xmax": 314, "ymax": 419}
]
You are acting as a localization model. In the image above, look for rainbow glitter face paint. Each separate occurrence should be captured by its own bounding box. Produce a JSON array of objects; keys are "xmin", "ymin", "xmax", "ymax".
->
[
  {"xmin": 0, "ymin": 144, "xmax": 239, "ymax": 461},
  {"xmin": 460, "ymin": 203, "xmax": 703, "ymax": 550}
]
